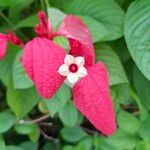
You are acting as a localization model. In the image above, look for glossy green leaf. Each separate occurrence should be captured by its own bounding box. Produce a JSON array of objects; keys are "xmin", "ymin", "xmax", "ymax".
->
[
  {"xmin": 124, "ymin": 0, "xmax": 150, "ymax": 80},
  {"xmin": 64, "ymin": 0, "xmax": 125, "ymax": 41}
]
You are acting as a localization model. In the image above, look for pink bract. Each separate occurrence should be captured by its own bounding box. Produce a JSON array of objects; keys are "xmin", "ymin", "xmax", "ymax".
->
[
  {"xmin": 21, "ymin": 11, "xmax": 116, "ymax": 135},
  {"xmin": 23, "ymin": 37, "xmax": 66, "ymax": 98},
  {"xmin": 0, "ymin": 32, "xmax": 23, "ymax": 60},
  {"xmin": 73, "ymin": 63, "xmax": 116, "ymax": 135}
]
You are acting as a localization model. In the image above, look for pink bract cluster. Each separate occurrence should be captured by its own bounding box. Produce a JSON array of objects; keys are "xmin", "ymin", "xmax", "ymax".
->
[{"xmin": 0, "ymin": 11, "xmax": 116, "ymax": 135}]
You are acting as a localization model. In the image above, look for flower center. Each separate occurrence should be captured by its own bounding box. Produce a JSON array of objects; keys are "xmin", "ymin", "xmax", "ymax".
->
[{"xmin": 69, "ymin": 64, "xmax": 78, "ymax": 73}]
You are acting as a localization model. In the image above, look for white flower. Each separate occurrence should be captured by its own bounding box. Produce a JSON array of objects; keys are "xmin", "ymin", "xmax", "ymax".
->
[{"xmin": 58, "ymin": 54, "xmax": 87, "ymax": 85}]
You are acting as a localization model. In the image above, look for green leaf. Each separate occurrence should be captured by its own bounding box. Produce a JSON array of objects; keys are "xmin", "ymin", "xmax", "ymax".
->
[
  {"xmin": 117, "ymin": 110, "xmax": 140, "ymax": 134},
  {"xmin": 79, "ymin": 15, "xmax": 109, "ymax": 42},
  {"xmin": 0, "ymin": 44, "xmax": 19, "ymax": 86},
  {"xmin": 59, "ymin": 101, "xmax": 78, "ymax": 127},
  {"xmin": 111, "ymin": 84, "xmax": 133, "ymax": 105},
  {"xmin": 115, "ymin": 0, "xmax": 125, "ymax": 6},
  {"xmin": 53, "ymin": 36, "xmax": 69, "ymax": 50},
  {"xmin": 47, "ymin": 7, "xmax": 66, "ymax": 29},
  {"xmin": 64, "ymin": 0, "xmax": 125, "ymax": 41},
  {"xmin": 104, "ymin": 129, "xmax": 139, "ymax": 150},
  {"xmin": 44, "ymin": 84, "xmax": 71, "ymax": 116},
  {"xmin": 136, "ymin": 141, "xmax": 150, "ymax": 150},
  {"xmin": 14, "ymin": 123, "xmax": 38, "ymax": 135},
  {"xmin": 6, "ymin": 146, "xmax": 23, "ymax": 150},
  {"xmin": 130, "ymin": 89, "xmax": 148, "ymax": 121},
  {"xmin": 110, "ymin": 38, "xmax": 131, "ymax": 64},
  {"xmin": 124, "ymin": 0, "xmax": 150, "ymax": 80},
  {"xmin": 95, "ymin": 43, "xmax": 128, "ymax": 85},
  {"xmin": 63, "ymin": 146, "xmax": 74, "ymax": 150},
  {"xmin": 28, "ymin": 126, "xmax": 40, "ymax": 142},
  {"xmin": 76, "ymin": 138, "xmax": 92, "ymax": 150},
  {"xmin": 8, "ymin": 0, "xmax": 35, "ymax": 23},
  {"xmin": 133, "ymin": 66, "xmax": 150, "ymax": 110},
  {"xmin": 138, "ymin": 116, "xmax": 150, "ymax": 140},
  {"xmin": 7, "ymin": 84, "xmax": 40, "ymax": 119},
  {"xmin": 20, "ymin": 141, "xmax": 38, "ymax": 150},
  {"xmin": 61, "ymin": 126, "xmax": 87, "ymax": 143},
  {"xmin": 0, "ymin": 111, "xmax": 16, "ymax": 133},
  {"xmin": 13, "ymin": 51, "xmax": 33, "ymax": 89},
  {"xmin": 13, "ymin": 15, "xmax": 38, "ymax": 31},
  {"xmin": 0, "ymin": 136, "xmax": 6, "ymax": 150}
]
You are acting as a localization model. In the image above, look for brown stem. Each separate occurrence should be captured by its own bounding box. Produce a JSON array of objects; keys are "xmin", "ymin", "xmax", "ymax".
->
[
  {"xmin": 83, "ymin": 127, "xmax": 99, "ymax": 135},
  {"xmin": 40, "ymin": 129, "xmax": 59, "ymax": 143},
  {"xmin": 18, "ymin": 114, "xmax": 50, "ymax": 124}
]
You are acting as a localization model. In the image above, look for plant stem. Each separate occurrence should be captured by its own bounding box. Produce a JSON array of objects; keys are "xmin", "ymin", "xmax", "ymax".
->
[{"xmin": 18, "ymin": 114, "xmax": 50, "ymax": 124}]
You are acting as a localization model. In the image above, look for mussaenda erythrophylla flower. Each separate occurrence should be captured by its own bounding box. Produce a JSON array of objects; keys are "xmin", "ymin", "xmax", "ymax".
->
[{"xmin": 0, "ymin": 10, "xmax": 116, "ymax": 136}]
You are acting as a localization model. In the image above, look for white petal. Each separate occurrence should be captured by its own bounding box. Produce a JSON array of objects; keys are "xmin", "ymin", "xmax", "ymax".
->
[
  {"xmin": 75, "ymin": 56, "xmax": 85, "ymax": 67},
  {"xmin": 67, "ymin": 72, "xmax": 79, "ymax": 84},
  {"xmin": 77, "ymin": 67, "xmax": 87, "ymax": 77},
  {"xmin": 64, "ymin": 54, "xmax": 75, "ymax": 65},
  {"xmin": 58, "ymin": 64, "xmax": 69, "ymax": 76}
]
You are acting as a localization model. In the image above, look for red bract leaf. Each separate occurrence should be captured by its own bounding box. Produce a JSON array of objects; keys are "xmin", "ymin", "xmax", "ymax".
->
[
  {"xmin": 57, "ymin": 15, "xmax": 95, "ymax": 66},
  {"xmin": 22, "ymin": 37, "xmax": 66, "ymax": 99},
  {"xmin": 8, "ymin": 32, "xmax": 23, "ymax": 46},
  {"xmin": 73, "ymin": 62, "xmax": 116, "ymax": 135},
  {"xmin": 35, "ymin": 11, "xmax": 53, "ymax": 39},
  {"xmin": 0, "ymin": 33, "xmax": 8, "ymax": 60}
]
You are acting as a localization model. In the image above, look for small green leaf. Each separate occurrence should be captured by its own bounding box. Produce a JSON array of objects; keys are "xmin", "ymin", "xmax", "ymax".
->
[
  {"xmin": 76, "ymin": 138, "xmax": 92, "ymax": 150},
  {"xmin": 117, "ymin": 110, "xmax": 140, "ymax": 134},
  {"xmin": 28, "ymin": 126, "xmax": 40, "ymax": 142},
  {"xmin": 14, "ymin": 123, "xmax": 38, "ymax": 135},
  {"xmin": 61, "ymin": 126, "xmax": 87, "ymax": 143},
  {"xmin": 7, "ymin": 84, "xmax": 40, "ymax": 119},
  {"xmin": 44, "ymin": 84, "xmax": 71, "ymax": 116},
  {"xmin": 59, "ymin": 101, "xmax": 78, "ymax": 127},
  {"xmin": 13, "ymin": 51, "xmax": 34, "ymax": 89},
  {"xmin": 0, "ymin": 111, "xmax": 16, "ymax": 133}
]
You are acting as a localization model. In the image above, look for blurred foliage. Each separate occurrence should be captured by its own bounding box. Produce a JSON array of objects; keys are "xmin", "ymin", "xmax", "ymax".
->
[{"xmin": 0, "ymin": 0, "xmax": 150, "ymax": 149}]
